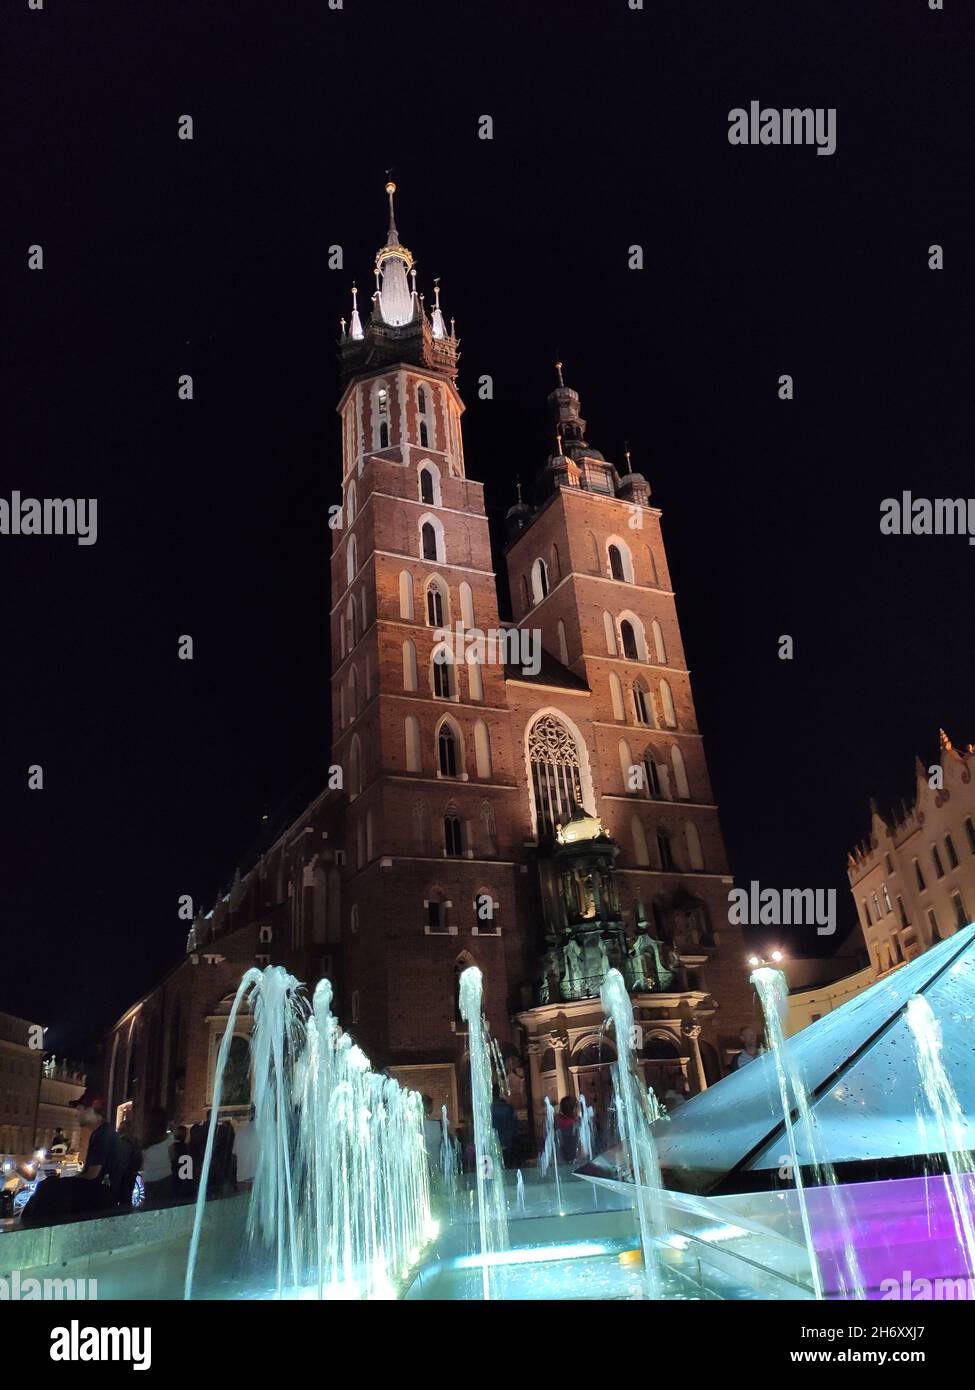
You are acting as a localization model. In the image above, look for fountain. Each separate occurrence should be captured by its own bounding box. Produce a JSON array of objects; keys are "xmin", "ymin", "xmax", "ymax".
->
[
  {"xmin": 906, "ymin": 994, "xmax": 975, "ymax": 1281},
  {"xmin": 538, "ymin": 1096, "xmax": 564, "ymax": 1214},
  {"xmin": 751, "ymin": 966, "xmax": 865, "ymax": 1299},
  {"xmin": 185, "ymin": 965, "xmax": 432, "ymax": 1300},
  {"xmin": 599, "ymin": 967, "xmax": 666, "ymax": 1298},
  {"xmin": 457, "ymin": 966, "xmax": 509, "ymax": 1299}
]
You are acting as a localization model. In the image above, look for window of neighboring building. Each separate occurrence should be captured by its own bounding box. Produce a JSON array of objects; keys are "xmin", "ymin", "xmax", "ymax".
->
[
  {"xmin": 860, "ymin": 899, "xmax": 870, "ymax": 930},
  {"xmin": 932, "ymin": 844, "xmax": 945, "ymax": 879},
  {"xmin": 885, "ymin": 852, "xmax": 893, "ymax": 874},
  {"xmin": 966, "ymin": 817, "xmax": 975, "ymax": 855},
  {"xmin": 927, "ymin": 907, "xmax": 940, "ymax": 939},
  {"xmin": 872, "ymin": 891, "xmax": 882, "ymax": 921},
  {"xmin": 914, "ymin": 858, "xmax": 926, "ymax": 892},
  {"xmin": 951, "ymin": 891, "xmax": 969, "ymax": 929},
  {"xmin": 426, "ymin": 900, "xmax": 447, "ymax": 933},
  {"xmin": 898, "ymin": 895, "xmax": 909, "ymax": 928},
  {"xmin": 882, "ymin": 882, "xmax": 893, "ymax": 914},
  {"xmin": 945, "ymin": 834, "xmax": 959, "ymax": 869}
]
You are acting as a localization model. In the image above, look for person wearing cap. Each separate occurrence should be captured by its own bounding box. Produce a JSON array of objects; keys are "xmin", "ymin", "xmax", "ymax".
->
[{"xmin": 20, "ymin": 1088, "xmax": 120, "ymax": 1227}]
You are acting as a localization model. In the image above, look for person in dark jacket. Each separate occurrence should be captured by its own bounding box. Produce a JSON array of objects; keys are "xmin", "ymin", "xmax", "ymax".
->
[{"xmin": 21, "ymin": 1089, "xmax": 120, "ymax": 1227}]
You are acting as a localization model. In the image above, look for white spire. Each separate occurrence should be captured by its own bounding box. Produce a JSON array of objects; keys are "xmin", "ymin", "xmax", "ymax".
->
[
  {"xmin": 375, "ymin": 181, "xmax": 415, "ymax": 327},
  {"xmin": 431, "ymin": 277, "xmax": 447, "ymax": 339},
  {"xmin": 349, "ymin": 283, "xmax": 363, "ymax": 340}
]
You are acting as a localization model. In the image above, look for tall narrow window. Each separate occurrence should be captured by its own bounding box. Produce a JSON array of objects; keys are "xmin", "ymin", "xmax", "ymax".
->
[
  {"xmin": 405, "ymin": 715, "xmax": 422, "ymax": 772},
  {"xmin": 657, "ymin": 829, "xmax": 676, "ymax": 872},
  {"xmin": 459, "ymin": 581, "xmax": 475, "ymax": 629},
  {"xmin": 420, "ymin": 467, "xmax": 435, "ymax": 505},
  {"xmin": 609, "ymin": 545, "xmax": 625, "ymax": 581},
  {"xmin": 402, "ymin": 640, "xmax": 417, "ymax": 691},
  {"xmin": 433, "ymin": 649, "xmax": 454, "ymax": 699},
  {"xmin": 419, "ymin": 421, "xmax": 429, "ymax": 448},
  {"xmin": 685, "ymin": 822, "xmax": 704, "ymax": 871},
  {"xmin": 631, "ymin": 816, "xmax": 650, "ymax": 867},
  {"xmin": 660, "ymin": 679, "xmax": 677, "ymax": 728},
  {"xmin": 634, "ymin": 681, "xmax": 653, "ymax": 725},
  {"xmin": 379, "ymin": 421, "xmax": 389, "ymax": 448},
  {"xmin": 399, "ymin": 570, "xmax": 414, "ymax": 621},
  {"xmin": 620, "ymin": 620, "xmax": 638, "ymax": 660},
  {"xmin": 671, "ymin": 745, "xmax": 690, "ymax": 800},
  {"xmin": 604, "ymin": 612, "xmax": 618, "ymax": 656},
  {"xmin": 444, "ymin": 815, "xmax": 464, "ymax": 857},
  {"xmin": 421, "ymin": 522, "xmax": 438, "ymax": 562},
  {"xmin": 531, "ymin": 558, "xmax": 549, "ymax": 603},
  {"xmin": 643, "ymin": 756, "xmax": 662, "ymax": 799},
  {"xmin": 427, "ymin": 582, "xmax": 445, "ymax": 627},
  {"xmin": 945, "ymin": 834, "xmax": 959, "ymax": 869},
  {"xmin": 417, "ymin": 385, "xmax": 427, "ymax": 414},
  {"xmin": 967, "ymin": 818, "xmax": 975, "ymax": 855},
  {"xmin": 932, "ymin": 845, "xmax": 945, "ymax": 879},
  {"xmin": 652, "ymin": 619, "xmax": 666, "ymax": 664},
  {"xmin": 439, "ymin": 722, "xmax": 459, "ymax": 776},
  {"xmin": 609, "ymin": 672, "xmax": 625, "ymax": 721},
  {"xmin": 914, "ymin": 858, "xmax": 926, "ymax": 892},
  {"xmin": 474, "ymin": 720, "xmax": 492, "ymax": 778}
]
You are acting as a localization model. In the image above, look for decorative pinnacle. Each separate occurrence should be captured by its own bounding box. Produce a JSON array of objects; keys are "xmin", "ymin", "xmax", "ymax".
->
[
  {"xmin": 555, "ymin": 359, "xmax": 565, "ymax": 387},
  {"xmin": 624, "ymin": 439, "xmax": 632, "ymax": 471},
  {"xmin": 939, "ymin": 728, "xmax": 954, "ymax": 751}
]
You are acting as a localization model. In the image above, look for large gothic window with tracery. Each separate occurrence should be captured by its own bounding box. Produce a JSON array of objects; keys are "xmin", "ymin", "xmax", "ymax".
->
[{"xmin": 528, "ymin": 715, "xmax": 584, "ymax": 837}]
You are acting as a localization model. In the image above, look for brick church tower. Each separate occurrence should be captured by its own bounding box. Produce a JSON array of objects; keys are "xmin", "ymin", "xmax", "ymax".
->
[{"xmin": 330, "ymin": 184, "xmax": 534, "ymax": 1113}]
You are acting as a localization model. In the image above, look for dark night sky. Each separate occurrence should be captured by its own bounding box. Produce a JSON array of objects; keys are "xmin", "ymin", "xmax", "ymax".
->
[{"xmin": 3, "ymin": 1, "xmax": 973, "ymax": 1058}]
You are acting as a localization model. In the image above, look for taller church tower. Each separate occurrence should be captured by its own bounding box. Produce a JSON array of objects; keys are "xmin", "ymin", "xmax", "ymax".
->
[{"xmin": 331, "ymin": 186, "xmax": 533, "ymax": 1103}]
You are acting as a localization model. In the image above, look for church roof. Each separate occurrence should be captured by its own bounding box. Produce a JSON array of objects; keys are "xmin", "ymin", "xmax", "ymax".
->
[{"xmin": 504, "ymin": 646, "xmax": 590, "ymax": 692}]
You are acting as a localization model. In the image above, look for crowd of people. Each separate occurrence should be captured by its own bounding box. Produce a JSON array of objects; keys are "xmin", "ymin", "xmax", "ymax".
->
[{"xmin": 19, "ymin": 1087, "xmax": 259, "ymax": 1229}]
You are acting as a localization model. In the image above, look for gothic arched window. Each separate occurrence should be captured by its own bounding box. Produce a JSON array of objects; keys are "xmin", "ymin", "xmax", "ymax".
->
[
  {"xmin": 420, "ymin": 466, "xmax": 435, "ymax": 505},
  {"xmin": 422, "ymin": 522, "xmax": 438, "ymax": 561},
  {"xmin": 609, "ymin": 544, "xmax": 625, "ymax": 582},
  {"xmin": 444, "ymin": 814, "xmax": 463, "ymax": 857},
  {"xmin": 634, "ymin": 680, "xmax": 653, "ymax": 726},
  {"xmin": 528, "ymin": 714, "xmax": 584, "ymax": 837},
  {"xmin": 420, "ymin": 421, "xmax": 429, "ymax": 448},
  {"xmin": 427, "ymin": 580, "xmax": 445, "ymax": 628},
  {"xmin": 439, "ymin": 722, "xmax": 459, "ymax": 776},
  {"xmin": 620, "ymin": 619, "xmax": 639, "ymax": 661},
  {"xmin": 433, "ymin": 647, "xmax": 454, "ymax": 700}
]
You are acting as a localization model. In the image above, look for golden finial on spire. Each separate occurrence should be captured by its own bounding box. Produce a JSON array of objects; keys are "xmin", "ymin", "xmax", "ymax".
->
[
  {"xmin": 555, "ymin": 431, "xmax": 564, "ymax": 457},
  {"xmin": 555, "ymin": 359, "xmax": 564, "ymax": 388},
  {"xmin": 939, "ymin": 728, "xmax": 954, "ymax": 751},
  {"xmin": 515, "ymin": 477, "xmax": 523, "ymax": 503},
  {"xmin": 624, "ymin": 439, "xmax": 632, "ymax": 471}
]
